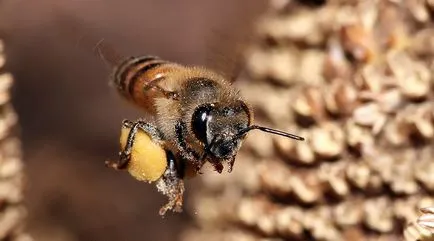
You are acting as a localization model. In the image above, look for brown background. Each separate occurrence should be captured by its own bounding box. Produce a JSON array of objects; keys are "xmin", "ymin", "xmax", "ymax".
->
[{"xmin": 0, "ymin": 0, "xmax": 265, "ymax": 240}]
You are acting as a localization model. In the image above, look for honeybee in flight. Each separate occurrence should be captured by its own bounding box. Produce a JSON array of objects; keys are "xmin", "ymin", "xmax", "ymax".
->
[{"xmin": 96, "ymin": 40, "xmax": 305, "ymax": 215}]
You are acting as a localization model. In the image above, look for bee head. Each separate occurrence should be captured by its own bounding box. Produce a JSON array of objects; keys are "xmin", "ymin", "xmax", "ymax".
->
[
  {"xmin": 191, "ymin": 101, "xmax": 249, "ymax": 160},
  {"xmin": 191, "ymin": 100, "xmax": 304, "ymax": 173}
]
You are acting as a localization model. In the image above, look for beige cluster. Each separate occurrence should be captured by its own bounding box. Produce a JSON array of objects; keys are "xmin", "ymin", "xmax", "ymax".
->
[
  {"xmin": 0, "ymin": 40, "xmax": 32, "ymax": 241},
  {"xmin": 404, "ymin": 207, "xmax": 434, "ymax": 241},
  {"xmin": 183, "ymin": 1, "xmax": 434, "ymax": 241}
]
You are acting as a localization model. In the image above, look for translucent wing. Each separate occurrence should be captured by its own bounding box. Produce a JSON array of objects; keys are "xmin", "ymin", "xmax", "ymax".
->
[
  {"xmin": 53, "ymin": 12, "xmax": 125, "ymax": 68},
  {"xmin": 204, "ymin": 2, "xmax": 267, "ymax": 83}
]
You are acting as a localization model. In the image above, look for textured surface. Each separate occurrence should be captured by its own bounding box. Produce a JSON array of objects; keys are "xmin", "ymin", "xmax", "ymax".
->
[
  {"xmin": 184, "ymin": 1, "xmax": 434, "ymax": 240},
  {"xmin": 2, "ymin": 0, "xmax": 267, "ymax": 240},
  {"xmin": 0, "ymin": 39, "xmax": 32, "ymax": 241},
  {"xmin": 405, "ymin": 207, "xmax": 434, "ymax": 241}
]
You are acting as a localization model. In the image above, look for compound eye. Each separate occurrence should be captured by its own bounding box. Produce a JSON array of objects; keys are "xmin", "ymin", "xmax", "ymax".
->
[{"xmin": 191, "ymin": 104, "xmax": 213, "ymax": 144}]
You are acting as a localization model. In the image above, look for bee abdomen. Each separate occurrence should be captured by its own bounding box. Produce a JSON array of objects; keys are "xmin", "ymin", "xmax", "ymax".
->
[
  {"xmin": 113, "ymin": 55, "xmax": 160, "ymax": 93},
  {"xmin": 112, "ymin": 55, "xmax": 182, "ymax": 112}
]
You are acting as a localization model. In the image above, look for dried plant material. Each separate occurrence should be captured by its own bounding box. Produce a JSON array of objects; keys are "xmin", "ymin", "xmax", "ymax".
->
[
  {"xmin": 246, "ymin": 47, "xmax": 299, "ymax": 85},
  {"xmin": 385, "ymin": 23, "xmax": 410, "ymax": 52},
  {"xmin": 0, "ymin": 207, "xmax": 27, "ymax": 239},
  {"xmin": 404, "ymin": 206, "xmax": 434, "ymax": 241},
  {"xmin": 0, "ymin": 74, "xmax": 13, "ymax": 106},
  {"xmin": 182, "ymin": 228, "xmax": 283, "ymax": 241},
  {"xmin": 257, "ymin": 10, "xmax": 324, "ymax": 45},
  {"xmin": 428, "ymin": 0, "xmax": 434, "ymax": 9},
  {"xmin": 363, "ymin": 197, "xmax": 394, "ymax": 233},
  {"xmin": 406, "ymin": 0, "xmax": 430, "ymax": 23},
  {"xmin": 304, "ymin": 210, "xmax": 342, "ymax": 241},
  {"xmin": 393, "ymin": 197, "xmax": 420, "ymax": 224},
  {"xmin": 352, "ymin": 102, "xmax": 385, "ymax": 129},
  {"xmin": 404, "ymin": 221, "xmax": 434, "ymax": 241},
  {"xmin": 185, "ymin": 0, "xmax": 434, "ymax": 240},
  {"xmin": 407, "ymin": 106, "xmax": 434, "ymax": 140},
  {"xmin": 243, "ymin": 131, "xmax": 277, "ymax": 158},
  {"xmin": 418, "ymin": 207, "xmax": 434, "ymax": 233},
  {"xmin": 376, "ymin": 88, "xmax": 403, "ymax": 114},
  {"xmin": 387, "ymin": 153, "xmax": 419, "ymax": 195},
  {"xmin": 345, "ymin": 120, "xmax": 374, "ymax": 154},
  {"xmin": 324, "ymin": 80, "xmax": 358, "ymax": 116},
  {"xmin": 258, "ymin": 159, "xmax": 293, "ymax": 196},
  {"xmin": 411, "ymin": 28, "xmax": 434, "ymax": 56},
  {"xmin": 415, "ymin": 156, "xmax": 434, "ymax": 191},
  {"xmin": 346, "ymin": 161, "xmax": 378, "ymax": 191},
  {"xmin": 290, "ymin": 171, "xmax": 321, "ymax": 204},
  {"xmin": 318, "ymin": 161, "xmax": 349, "ymax": 198},
  {"xmin": 340, "ymin": 23, "xmax": 377, "ymax": 63},
  {"xmin": 333, "ymin": 200, "xmax": 363, "ymax": 227},
  {"xmin": 384, "ymin": 117, "xmax": 409, "ymax": 146},
  {"xmin": 311, "ymin": 122, "xmax": 345, "ymax": 159},
  {"xmin": 0, "ymin": 37, "xmax": 32, "ymax": 240},
  {"xmin": 357, "ymin": 64, "xmax": 385, "ymax": 94},
  {"xmin": 387, "ymin": 50, "xmax": 431, "ymax": 100},
  {"xmin": 240, "ymin": 83, "xmax": 293, "ymax": 125},
  {"xmin": 235, "ymin": 197, "xmax": 276, "ymax": 235},
  {"xmin": 298, "ymin": 50, "xmax": 325, "ymax": 85},
  {"xmin": 293, "ymin": 86, "xmax": 326, "ymax": 123},
  {"xmin": 323, "ymin": 38, "xmax": 352, "ymax": 81},
  {"xmin": 260, "ymin": 159, "xmax": 323, "ymax": 204},
  {"xmin": 269, "ymin": 0, "xmax": 290, "ymax": 11},
  {"xmin": 274, "ymin": 134, "xmax": 316, "ymax": 165},
  {"xmin": 274, "ymin": 207, "xmax": 304, "ymax": 238}
]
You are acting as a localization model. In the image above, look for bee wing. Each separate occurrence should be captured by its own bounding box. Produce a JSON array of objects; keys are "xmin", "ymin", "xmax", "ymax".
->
[
  {"xmin": 204, "ymin": 4, "xmax": 266, "ymax": 83},
  {"xmin": 205, "ymin": 29, "xmax": 250, "ymax": 83},
  {"xmin": 89, "ymin": 38, "xmax": 125, "ymax": 69},
  {"xmin": 53, "ymin": 12, "xmax": 126, "ymax": 68}
]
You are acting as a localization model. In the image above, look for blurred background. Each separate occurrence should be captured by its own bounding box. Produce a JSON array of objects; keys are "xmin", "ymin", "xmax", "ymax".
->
[{"xmin": 0, "ymin": 0, "xmax": 265, "ymax": 240}]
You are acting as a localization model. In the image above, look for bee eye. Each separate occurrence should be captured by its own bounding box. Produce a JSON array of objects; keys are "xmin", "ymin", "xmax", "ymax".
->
[{"xmin": 191, "ymin": 104, "xmax": 213, "ymax": 144}]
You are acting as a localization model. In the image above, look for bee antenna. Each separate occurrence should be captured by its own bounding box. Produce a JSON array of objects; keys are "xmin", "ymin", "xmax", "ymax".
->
[
  {"xmin": 92, "ymin": 38, "xmax": 124, "ymax": 69},
  {"xmin": 234, "ymin": 125, "xmax": 305, "ymax": 141}
]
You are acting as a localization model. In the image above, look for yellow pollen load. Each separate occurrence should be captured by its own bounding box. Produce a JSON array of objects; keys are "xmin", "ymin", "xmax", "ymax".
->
[{"xmin": 119, "ymin": 127, "xmax": 167, "ymax": 182}]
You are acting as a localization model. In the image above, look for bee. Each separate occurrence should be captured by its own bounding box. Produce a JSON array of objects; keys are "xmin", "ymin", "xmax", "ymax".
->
[{"xmin": 97, "ymin": 41, "xmax": 305, "ymax": 216}]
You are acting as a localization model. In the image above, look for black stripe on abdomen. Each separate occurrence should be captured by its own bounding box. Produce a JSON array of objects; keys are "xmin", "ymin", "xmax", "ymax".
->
[{"xmin": 114, "ymin": 55, "xmax": 159, "ymax": 91}]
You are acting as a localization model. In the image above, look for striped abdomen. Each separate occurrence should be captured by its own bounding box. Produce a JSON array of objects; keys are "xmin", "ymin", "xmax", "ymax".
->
[{"xmin": 112, "ymin": 55, "xmax": 183, "ymax": 113}]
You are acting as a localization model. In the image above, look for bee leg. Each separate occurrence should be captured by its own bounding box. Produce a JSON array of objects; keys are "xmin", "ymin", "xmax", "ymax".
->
[
  {"xmin": 227, "ymin": 157, "xmax": 236, "ymax": 173},
  {"xmin": 209, "ymin": 160, "xmax": 224, "ymax": 174},
  {"xmin": 106, "ymin": 119, "xmax": 163, "ymax": 170},
  {"xmin": 194, "ymin": 160, "xmax": 206, "ymax": 174},
  {"xmin": 121, "ymin": 119, "xmax": 134, "ymax": 128},
  {"xmin": 105, "ymin": 120, "xmax": 139, "ymax": 170},
  {"xmin": 152, "ymin": 85, "xmax": 179, "ymax": 100},
  {"xmin": 156, "ymin": 151, "xmax": 185, "ymax": 216},
  {"xmin": 144, "ymin": 77, "xmax": 179, "ymax": 100},
  {"xmin": 174, "ymin": 121, "xmax": 203, "ymax": 173}
]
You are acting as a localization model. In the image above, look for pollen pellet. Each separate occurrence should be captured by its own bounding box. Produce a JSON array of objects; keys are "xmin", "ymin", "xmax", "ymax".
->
[{"xmin": 120, "ymin": 127, "xmax": 167, "ymax": 182}]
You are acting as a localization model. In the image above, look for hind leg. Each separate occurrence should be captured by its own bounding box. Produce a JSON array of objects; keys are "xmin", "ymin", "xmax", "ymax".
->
[
  {"xmin": 106, "ymin": 119, "xmax": 163, "ymax": 170},
  {"xmin": 156, "ymin": 151, "xmax": 185, "ymax": 216}
]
